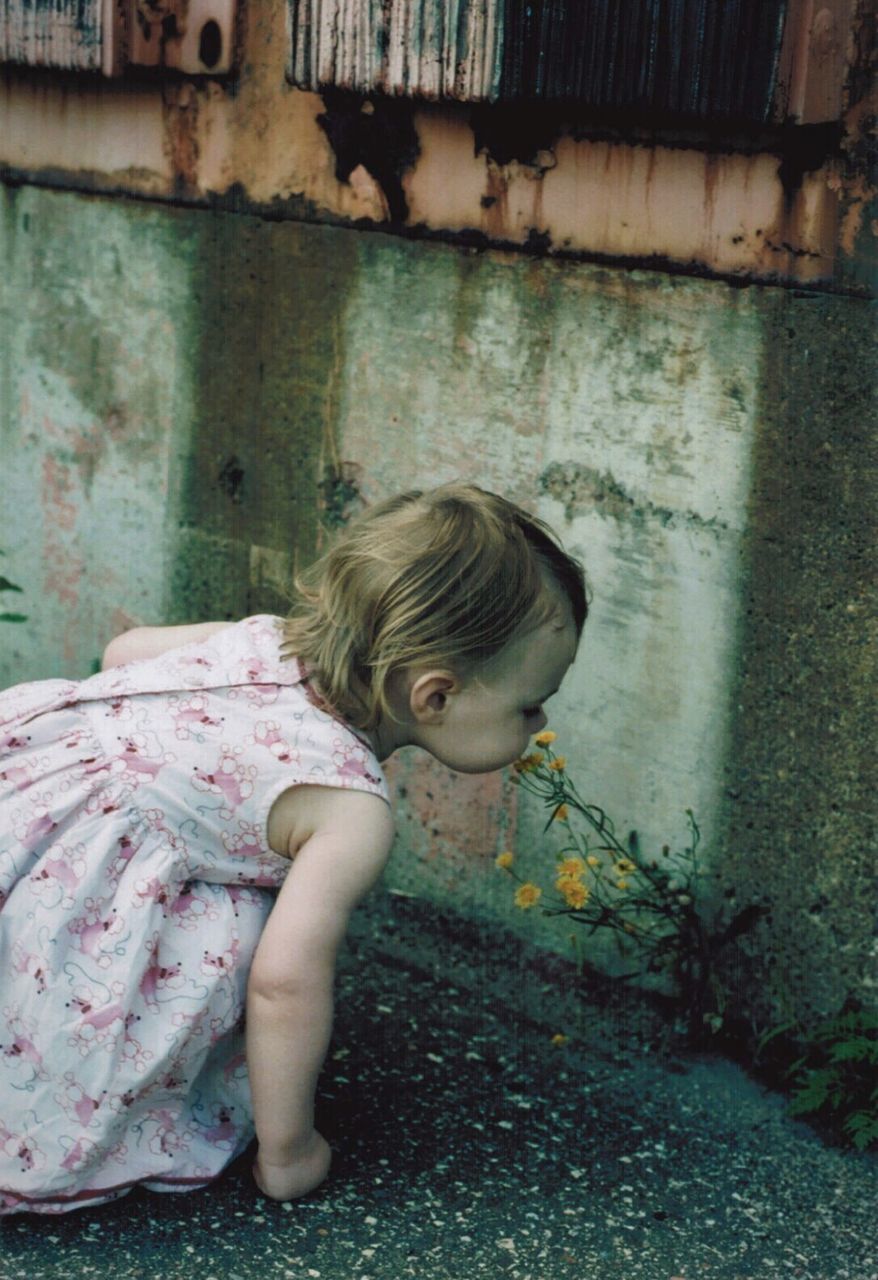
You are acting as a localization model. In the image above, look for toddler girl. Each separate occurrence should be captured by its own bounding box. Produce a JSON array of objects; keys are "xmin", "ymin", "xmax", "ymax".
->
[{"xmin": 0, "ymin": 484, "xmax": 586, "ymax": 1213}]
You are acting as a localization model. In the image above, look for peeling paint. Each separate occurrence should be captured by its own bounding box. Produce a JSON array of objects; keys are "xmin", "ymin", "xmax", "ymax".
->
[{"xmin": 316, "ymin": 90, "xmax": 420, "ymax": 224}]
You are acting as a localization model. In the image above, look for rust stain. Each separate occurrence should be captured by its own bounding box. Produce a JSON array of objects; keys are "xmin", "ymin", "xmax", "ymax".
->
[
  {"xmin": 162, "ymin": 82, "xmax": 202, "ymax": 193},
  {"xmin": 481, "ymin": 159, "xmax": 509, "ymax": 241},
  {"xmin": 702, "ymin": 152, "xmax": 721, "ymax": 246},
  {"xmin": 41, "ymin": 456, "xmax": 78, "ymax": 532},
  {"xmin": 40, "ymin": 455, "xmax": 83, "ymax": 611},
  {"xmin": 760, "ymin": 167, "xmax": 836, "ymax": 279}
]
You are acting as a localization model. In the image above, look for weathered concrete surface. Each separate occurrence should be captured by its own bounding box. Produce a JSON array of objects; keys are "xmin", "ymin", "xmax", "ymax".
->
[
  {"xmin": 336, "ymin": 239, "xmax": 762, "ymax": 979},
  {"xmin": 1, "ymin": 891, "xmax": 876, "ymax": 1280},
  {"xmin": 717, "ymin": 289, "xmax": 877, "ymax": 1024},
  {"xmin": 0, "ymin": 185, "xmax": 336, "ymax": 677},
  {"xmin": 1, "ymin": 0, "xmax": 874, "ymax": 288},
  {"xmin": 0, "ymin": 185, "xmax": 195, "ymax": 675}
]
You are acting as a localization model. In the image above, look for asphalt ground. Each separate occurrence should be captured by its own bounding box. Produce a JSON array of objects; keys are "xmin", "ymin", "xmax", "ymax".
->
[{"xmin": 2, "ymin": 891, "xmax": 875, "ymax": 1280}]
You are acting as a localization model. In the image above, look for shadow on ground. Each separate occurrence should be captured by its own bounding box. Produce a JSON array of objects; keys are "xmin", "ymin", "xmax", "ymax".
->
[{"xmin": 2, "ymin": 891, "xmax": 876, "ymax": 1280}]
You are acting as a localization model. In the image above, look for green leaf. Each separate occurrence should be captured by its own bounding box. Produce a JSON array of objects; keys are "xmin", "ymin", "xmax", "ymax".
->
[
  {"xmin": 0, "ymin": 576, "xmax": 23, "ymax": 593},
  {"xmin": 789, "ymin": 1069, "xmax": 835, "ymax": 1115},
  {"xmin": 0, "ymin": 612, "xmax": 27, "ymax": 623},
  {"xmin": 754, "ymin": 1018, "xmax": 800, "ymax": 1060},
  {"xmin": 843, "ymin": 1111, "xmax": 878, "ymax": 1150},
  {"xmin": 828, "ymin": 1037, "xmax": 878, "ymax": 1065},
  {"xmin": 782, "ymin": 1054, "xmax": 810, "ymax": 1082},
  {"xmin": 844, "ymin": 1110, "xmax": 878, "ymax": 1134}
]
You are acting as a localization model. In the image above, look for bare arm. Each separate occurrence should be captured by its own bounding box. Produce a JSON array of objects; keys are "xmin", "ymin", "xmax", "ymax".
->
[
  {"xmin": 102, "ymin": 621, "xmax": 233, "ymax": 669},
  {"xmin": 246, "ymin": 788, "xmax": 394, "ymax": 1200}
]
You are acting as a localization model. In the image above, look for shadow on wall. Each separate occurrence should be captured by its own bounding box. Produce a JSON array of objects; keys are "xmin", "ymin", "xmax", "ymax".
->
[{"xmin": 167, "ymin": 214, "xmax": 364, "ymax": 622}]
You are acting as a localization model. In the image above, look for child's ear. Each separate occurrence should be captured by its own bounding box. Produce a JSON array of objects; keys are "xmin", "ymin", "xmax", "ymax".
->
[{"xmin": 408, "ymin": 672, "xmax": 459, "ymax": 723}]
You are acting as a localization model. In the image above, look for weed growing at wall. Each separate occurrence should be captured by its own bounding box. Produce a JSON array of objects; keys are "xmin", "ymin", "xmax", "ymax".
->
[
  {"xmin": 757, "ymin": 1006, "xmax": 878, "ymax": 1151},
  {"xmin": 499, "ymin": 734, "xmax": 877, "ymax": 1149},
  {"xmin": 498, "ymin": 733, "xmax": 765, "ymax": 1043}
]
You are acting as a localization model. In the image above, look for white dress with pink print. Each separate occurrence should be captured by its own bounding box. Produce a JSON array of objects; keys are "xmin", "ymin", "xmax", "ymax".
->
[{"xmin": 0, "ymin": 615, "xmax": 388, "ymax": 1214}]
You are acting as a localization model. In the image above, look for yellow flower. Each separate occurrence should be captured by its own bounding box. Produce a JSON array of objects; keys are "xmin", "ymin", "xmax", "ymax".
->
[
  {"xmin": 556, "ymin": 856, "xmax": 586, "ymax": 880},
  {"xmin": 513, "ymin": 751, "xmax": 544, "ymax": 773},
  {"xmin": 616, "ymin": 878, "xmax": 630, "ymax": 891},
  {"xmin": 495, "ymin": 851, "xmax": 514, "ymax": 870},
  {"xmin": 548, "ymin": 756, "xmax": 567, "ymax": 771},
  {"xmin": 534, "ymin": 731, "xmax": 557, "ymax": 746},
  {"xmin": 586, "ymin": 855, "xmax": 601, "ymax": 868},
  {"xmin": 557, "ymin": 880, "xmax": 590, "ymax": 909},
  {"xmin": 553, "ymin": 804, "xmax": 569, "ymax": 822},
  {"xmin": 550, "ymin": 1033, "xmax": 569, "ymax": 1046},
  {"xmin": 614, "ymin": 859, "xmax": 636, "ymax": 875},
  {"xmin": 514, "ymin": 883, "xmax": 542, "ymax": 910}
]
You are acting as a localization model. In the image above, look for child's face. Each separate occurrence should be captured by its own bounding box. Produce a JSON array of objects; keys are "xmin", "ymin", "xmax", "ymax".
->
[{"xmin": 418, "ymin": 604, "xmax": 578, "ymax": 774}]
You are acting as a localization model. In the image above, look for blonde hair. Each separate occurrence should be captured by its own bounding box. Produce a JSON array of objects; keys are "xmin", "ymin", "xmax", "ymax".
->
[{"xmin": 283, "ymin": 484, "xmax": 587, "ymax": 730}]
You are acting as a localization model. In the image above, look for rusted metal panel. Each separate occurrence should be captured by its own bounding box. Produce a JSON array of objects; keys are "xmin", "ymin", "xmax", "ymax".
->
[
  {"xmin": 0, "ymin": 0, "xmax": 238, "ymax": 74},
  {"xmin": 289, "ymin": 0, "xmax": 802, "ymax": 123},
  {"xmin": 0, "ymin": 0, "xmax": 105, "ymax": 71}
]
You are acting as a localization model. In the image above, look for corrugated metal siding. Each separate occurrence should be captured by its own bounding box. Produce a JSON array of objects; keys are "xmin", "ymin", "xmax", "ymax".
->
[
  {"xmin": 289, "ymin": 0, "xmax": 790, "ymax": 122},
  {"xmin": 500, "ymin": 0, "xmax": 789, "ymax": 119},
  {"xmin": 290, "ymin": 0, "xmax": 504, "ymax": 101},
  {"xmin": 0, "ymin": 0, "xmax": 103, "ymax": 71}
]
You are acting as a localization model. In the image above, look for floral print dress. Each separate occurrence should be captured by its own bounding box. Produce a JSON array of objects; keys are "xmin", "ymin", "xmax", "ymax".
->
[{"xmin": 0, "ymin": 616, "xmax": 388, "ymax": 1214}]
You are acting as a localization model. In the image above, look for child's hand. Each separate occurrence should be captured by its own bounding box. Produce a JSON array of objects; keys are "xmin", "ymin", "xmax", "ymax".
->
[{"xmin": 253, "ymin": 1130, "xmax": 332, "ymax": 1201}]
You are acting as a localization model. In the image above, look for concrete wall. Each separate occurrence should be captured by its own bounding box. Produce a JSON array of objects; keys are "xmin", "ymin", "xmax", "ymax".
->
[
  {"xmin": 2, "ymin": 181, "xmax": 873, "ymax": 1029},
  {"xmin": 1, "ymin": 2, "xmax": 875, "ymax": 1029}
]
